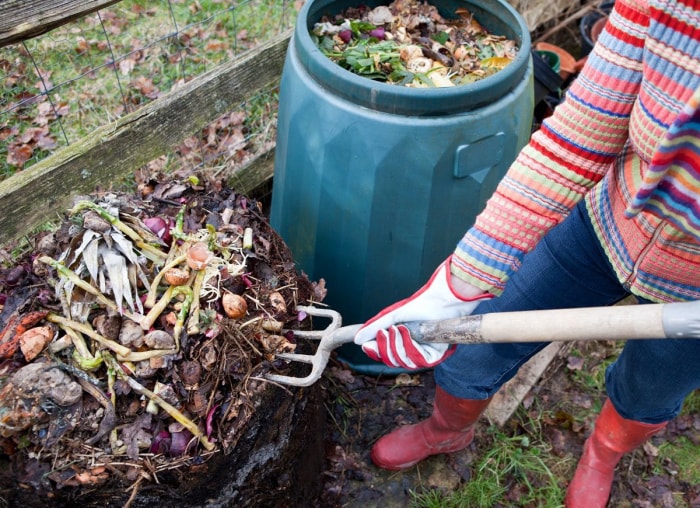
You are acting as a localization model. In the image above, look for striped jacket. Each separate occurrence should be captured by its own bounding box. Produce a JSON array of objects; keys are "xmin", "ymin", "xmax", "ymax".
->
[{"xmin": 451, "ymin": 0, "xmax": 700, "ymax": 303}]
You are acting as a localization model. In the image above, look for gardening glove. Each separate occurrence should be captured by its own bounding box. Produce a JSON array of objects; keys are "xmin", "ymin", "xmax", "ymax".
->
[{"xmin": 354, "ymin": 256, "xmax": 492, "ymax": 369}]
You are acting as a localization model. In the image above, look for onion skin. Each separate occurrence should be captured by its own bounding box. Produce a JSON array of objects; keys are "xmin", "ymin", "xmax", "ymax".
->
[
  {"xmin": 163, "ymin": 267, "xmax": 190, "ymax": 286},
  {"xmin": 143, "ymin": 216, "xmax": 172, "ymax": 245},
  {"xmin": 170, "ymin": 429, "xmax": 194, "ymax": 457},
  {"xmin": 187, "ymin": 242, "xmax": 213, "ymax": 270},
  {"xmin": 369, "ymin": 27, "xmax": 385, "ymax": 40},
  {"xmin": 150, "ymin": 430, "xmax": 171, "ymax": 455},
  {"xmin": 222, "ymin": 292, "xmax": 247, "ymax": 319},
  {"xmin": 268, "ymin": 291, "xmax": 287, "ymax": 314}
]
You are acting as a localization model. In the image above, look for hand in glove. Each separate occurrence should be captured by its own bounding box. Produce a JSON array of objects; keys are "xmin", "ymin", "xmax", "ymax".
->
[{"xmin": 354, "ymin": 256, "xmax": 492, "ymax": 369}]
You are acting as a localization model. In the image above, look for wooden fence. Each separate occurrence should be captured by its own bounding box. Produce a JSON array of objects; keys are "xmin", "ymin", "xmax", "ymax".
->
[{"xmin": 0, "ymin": 0, "xmax": 289, "ymax": 245}]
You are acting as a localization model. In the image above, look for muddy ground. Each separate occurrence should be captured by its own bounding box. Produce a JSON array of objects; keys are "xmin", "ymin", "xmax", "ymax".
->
[{"xmin": 314, "ymin": 340, "xmax": 700, "ymax": 507}]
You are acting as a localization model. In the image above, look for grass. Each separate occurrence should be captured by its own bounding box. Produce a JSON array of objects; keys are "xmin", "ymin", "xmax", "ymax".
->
[
  {"xmin": 652, "ymin": 390, "xmax": 700, "ymax": 485},
  {"xmin": 657, "ymin": 437, "xmax": 700, "ymax": 485},
  {"xmin": 1, "ymin": 0, "xmax": 294, "ymax": 180},
  {"xmin": 407, "ymin": 381, "xmax": 700, "ymax": 508},
  {"xmin": 410, "ymin": 408, "xmax": 571, "ymax": 508},
  {"xmin": 567, "ymin": 343, "xmax": 621, "ymax": 395},
  {"xmin": 679, "ymin": 388, "xmax": 700, "ymax": 416}
]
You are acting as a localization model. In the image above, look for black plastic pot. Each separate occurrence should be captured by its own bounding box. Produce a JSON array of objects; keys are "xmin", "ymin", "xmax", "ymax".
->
[
  {"xmin": 533, "ymin": 49, "xmax": 563, "ymax": 105},
  {"xmin": 580, "ymin": 1, "xmax": 615, "ymax": 56}
]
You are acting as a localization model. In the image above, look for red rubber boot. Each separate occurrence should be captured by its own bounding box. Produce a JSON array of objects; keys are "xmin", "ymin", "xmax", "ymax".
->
[
  {"xmin": 565, "ymin": 399, "xmax": 667, "ymax": 508},
  {"xmin": 370, "ymin": 386, "xmax": 491, "ymax": 470}
]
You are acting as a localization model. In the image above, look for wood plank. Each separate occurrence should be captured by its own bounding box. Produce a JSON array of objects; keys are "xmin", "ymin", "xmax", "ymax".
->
[
  {"xmin": 0, "ymin": 30, "xmax": 291, "ymax": 245},
  {"xmin": 0, "ymin": 0, "xmax": 122, "ymax": 47},
  {"xmin": 225, "ymin": 146, "xmax": 276, "ymax": 197},
  {"xmin": 484, "ymin": 342, "xmax": 563, "ymax": 426}
]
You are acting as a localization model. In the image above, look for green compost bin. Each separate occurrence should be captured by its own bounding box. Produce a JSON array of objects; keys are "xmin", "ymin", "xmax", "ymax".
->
[{"xmin": 270, "ymin": 0, "xmax": 534, "ymax": 375}]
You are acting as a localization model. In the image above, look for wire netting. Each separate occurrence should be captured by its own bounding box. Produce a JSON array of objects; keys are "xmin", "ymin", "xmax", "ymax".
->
[{"xmin": 0, "ymin": 0, "xmax": 297, "ymax": 182}]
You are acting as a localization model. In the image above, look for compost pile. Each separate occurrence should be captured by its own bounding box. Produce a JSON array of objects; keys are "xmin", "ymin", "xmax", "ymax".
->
[
  {"xmin": 0, "ymin": 177, "xmax": 325, "ymax": 500},
  {"xmin": 312, "ymin": 0, "xmax": 519, "ymax": 87}
]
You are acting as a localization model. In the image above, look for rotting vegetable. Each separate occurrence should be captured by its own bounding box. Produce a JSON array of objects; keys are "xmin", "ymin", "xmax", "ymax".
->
[{"xmin": 312, "ymin": 0, "xmax": 518, "ymax": 87}]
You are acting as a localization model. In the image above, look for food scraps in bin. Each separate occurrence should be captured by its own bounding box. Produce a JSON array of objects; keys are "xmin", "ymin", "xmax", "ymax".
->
[{"xmin": 312, "ymin": 0, "xmax": 518, "ymax": 87}]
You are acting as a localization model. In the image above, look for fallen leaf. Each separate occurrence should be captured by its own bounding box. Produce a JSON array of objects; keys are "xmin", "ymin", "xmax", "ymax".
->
[
  {"xmin": 206, "ymin": 40, "xmax": 227, "ymax": 51},
  {"xmin": 132, "ymin": 75, "xmax": 160, "ymax": 99},
  {"xmin": 119, "ymin": 58, "xmax": 136, "ymax": 75},
  {"xmin": 0, "ymin": 126, "xmax": 17, "ymax": 141},
  {"xmin": 75, "ymin": 37, "xmax": 89, "ymax": 54},
  {"xmin": 122, "ymin": 413, "xmax": 153, "ymax": 460},
  {"xmin": 567, "ymin": 355, "xmax": 585, "ymax": 370},
  {"xmin": 643, "ymin": 440, "xmax": 660, "ymax": 457},
  {"xmin": 35, "ymin": 133, "xmax": 57, "ymax": 150},
  {"xmin": 7, "ymin": 143, "xmax": 33, "ymax": 167},
  {"xmin": 394, "ymin": 373, "xmax": 421, "ymax": 386}
]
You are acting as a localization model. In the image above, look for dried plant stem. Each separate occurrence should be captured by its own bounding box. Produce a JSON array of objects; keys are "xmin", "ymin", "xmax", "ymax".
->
[
  {"xmin": 40, "ymin": 256, "xmax": 118, "ymax": 311},
  {"xmin": 63, "ymin": 326, "xmax": 103, "ymax": 370},
  {"xmin": 533, "ymin": 1, "xmax": 598, "ymax": 44},
  {"xmin": 140, "ymin": 285, "xmax": 176, "ymax": 330},
  {"xmin": 49, "ymin": 314, "xmax": 175, "ymax": 362},
  {"xmin": 243, "ymin": 227, "xmax": 253, "ymax": 250},
  {"xmin": 104, "ymin": 353, "xmax": 215, "ymax": 451},
  {"xmin": 119, "ymin": 348, "xmax": 177, "ymax": 362},
  {"xmin": 70, "ymin": 201, "xmax": 168, "ymax": 264},
  {"xmin": 172, "ymin": 286, "xmax": 193, "ymax": 346},
  {"xmin": 140, "ymin": 284, "xmax": 193, "ymax": 350},
  {"xmin": 186, "ymin": 269, "xmax": 207, "ymax": 335},
  {"xmin": 38, "ymin": 255, "xmax": 145, "ymax": 324},
  {"xmin": 63, "ymin": 325, "xmax": 92, "ymax": 359},
  {"xmin": 172, "ymin": 205, "xmax": 188, "ymax": 241},
  {"xmin": 48, "ymin": 313, "xmax": 132, "ymax": 357},
  {"xmin": 107, "ymin": 365, "xmax": 119, "ymax": 451}
]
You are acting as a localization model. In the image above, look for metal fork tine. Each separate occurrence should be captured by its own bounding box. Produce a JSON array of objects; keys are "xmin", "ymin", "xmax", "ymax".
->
[
  {"xmin": 283, "ymin": 329, "xmax": 325, "ymax": 340},
  {"xmin": 264, "ymin": 305, "xmax": 354, "ymax": 387},
  {"xmin": 279, "ymin": 305, "xmax": 342, "ymax": 340},
  {"xmin": 265, "ymin": 372, "xmax": 318, "ymax": 387},
  {"xmin": 275, "ymin": 352, "xmax": 315, "ymax": 364}
]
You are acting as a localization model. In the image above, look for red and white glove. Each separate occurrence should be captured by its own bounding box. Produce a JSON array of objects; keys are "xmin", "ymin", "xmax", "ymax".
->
[{"xmin": 353, "ymin": 256, "xmax": 492, "ymax": 369}]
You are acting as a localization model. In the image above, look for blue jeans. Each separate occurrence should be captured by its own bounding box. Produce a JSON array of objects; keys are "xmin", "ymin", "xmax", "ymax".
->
[{"xmin": 435, "ymin": 201, "xmax": 700, "ymax": 424}]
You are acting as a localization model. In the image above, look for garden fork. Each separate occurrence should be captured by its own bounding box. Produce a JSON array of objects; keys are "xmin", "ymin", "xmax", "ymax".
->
[{"xmin": 265, "ymin": 301, "xmax": 700, "ymax": 387}]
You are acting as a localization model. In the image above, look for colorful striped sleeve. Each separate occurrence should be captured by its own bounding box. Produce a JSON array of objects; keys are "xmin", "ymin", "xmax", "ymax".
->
[
  {"xmin": 625, "ymin": 87, "xmax": 700, "ymax": 236},
  {"xmin": 451, "ymin": 0, "xmax": 651, "ymax": 294}
]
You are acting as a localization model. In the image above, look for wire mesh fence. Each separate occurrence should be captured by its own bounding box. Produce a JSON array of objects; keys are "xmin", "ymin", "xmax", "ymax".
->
[{"xmin": 1, "ymin": 0, "xmax": 296, "ymax": 182}]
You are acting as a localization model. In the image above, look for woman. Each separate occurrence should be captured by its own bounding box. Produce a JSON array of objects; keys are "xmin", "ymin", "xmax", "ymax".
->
[{"xmin": 353, "ymin": 0, "xmax": 700, "ymax": 505}]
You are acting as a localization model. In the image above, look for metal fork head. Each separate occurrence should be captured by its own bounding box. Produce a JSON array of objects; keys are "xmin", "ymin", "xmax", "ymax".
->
[{"xmin": 264, "ymin": 305, "xmax": 343, "ymax": 387}]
